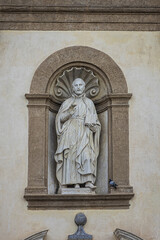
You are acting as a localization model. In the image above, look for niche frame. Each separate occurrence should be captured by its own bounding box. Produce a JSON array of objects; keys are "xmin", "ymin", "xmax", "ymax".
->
[{"xmin": 24, "ymin": 46, "xmax": 134, "ymax": 209}]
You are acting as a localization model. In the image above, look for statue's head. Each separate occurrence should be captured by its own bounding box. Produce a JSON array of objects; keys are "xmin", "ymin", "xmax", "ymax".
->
[{"xmin": 72, "ymin": 78, "xmax": 85, "ymax": 96}]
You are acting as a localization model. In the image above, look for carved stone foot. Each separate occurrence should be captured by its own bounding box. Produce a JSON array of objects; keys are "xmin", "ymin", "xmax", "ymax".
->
[
  {"xmin": 74, "ymin": 184, "xmax": 80, "ymax": 189},
  {"xmin": 85, "ymin": 182, "xmax": 96, "ymax": 189}
]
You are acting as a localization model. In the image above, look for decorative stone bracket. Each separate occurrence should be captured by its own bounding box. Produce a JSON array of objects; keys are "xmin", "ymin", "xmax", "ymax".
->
[
  {"xmin": 24, "ymin": 230, "xmax": 48, "ymax": 240},
  {"xmin": 114, "ymin": 229, "xmax": 144, "ymax": 240}
]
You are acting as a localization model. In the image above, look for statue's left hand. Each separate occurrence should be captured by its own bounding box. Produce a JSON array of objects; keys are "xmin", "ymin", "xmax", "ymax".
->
[{"xmin": 85, "ymin": 123, "xmax": 97, "ymax": 132}]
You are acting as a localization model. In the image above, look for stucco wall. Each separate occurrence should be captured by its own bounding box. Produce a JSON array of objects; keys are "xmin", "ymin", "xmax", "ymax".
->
[{"xmin": 0, "ymin": 31, "xmax": 160, "ymax": 240}]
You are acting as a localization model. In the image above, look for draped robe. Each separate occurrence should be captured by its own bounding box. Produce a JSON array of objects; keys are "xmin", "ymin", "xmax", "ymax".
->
[{"xmin": 55, "ymin": 94, "xmax": 101, "ymax": 186}]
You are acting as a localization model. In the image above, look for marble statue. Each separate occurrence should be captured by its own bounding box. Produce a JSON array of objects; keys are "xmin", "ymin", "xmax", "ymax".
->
[{"xmin": 55, "ymin": 78, "xmax": 101, "ymax": 191}]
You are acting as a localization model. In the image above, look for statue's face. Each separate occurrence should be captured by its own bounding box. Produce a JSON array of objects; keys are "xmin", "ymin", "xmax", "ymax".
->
[{"xmin": 72, "ymin": 78, "xmax": 85, "ymax": 95}]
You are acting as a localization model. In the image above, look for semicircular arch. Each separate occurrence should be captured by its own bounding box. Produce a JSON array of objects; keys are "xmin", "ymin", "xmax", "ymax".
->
[{"xmin": 30, "ymin": 46, "xmax": 128, "ymax": 94}]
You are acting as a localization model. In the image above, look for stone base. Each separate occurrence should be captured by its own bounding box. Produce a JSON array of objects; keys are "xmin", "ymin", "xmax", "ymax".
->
[
  {"xmin": 110, "ymin": 185, "xmax": 133, "ymax": 193},
  {"xmin": 58, "ymin": 187, "xmax": 96, "ymax": 195}
]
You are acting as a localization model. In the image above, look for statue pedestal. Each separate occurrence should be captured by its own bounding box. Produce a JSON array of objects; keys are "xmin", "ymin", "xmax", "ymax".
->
[{"xmin": 58, "ymin": 187, "xmax": 96, "ymax": 195}]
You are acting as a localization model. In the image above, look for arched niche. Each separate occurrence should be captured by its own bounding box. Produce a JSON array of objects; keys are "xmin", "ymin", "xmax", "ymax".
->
[{"xmin": 24, "ymin": 46, "xmax": 134, "ymax": 209}]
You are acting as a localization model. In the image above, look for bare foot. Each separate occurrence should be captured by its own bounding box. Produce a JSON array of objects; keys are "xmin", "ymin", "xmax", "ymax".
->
[
  {"xmin": 74, "ymin": 184, "xmax": 80, "ymax": 189},
  {"xmin": 85, "ymin": 182, "xmax": 96, "ymax": 189}
]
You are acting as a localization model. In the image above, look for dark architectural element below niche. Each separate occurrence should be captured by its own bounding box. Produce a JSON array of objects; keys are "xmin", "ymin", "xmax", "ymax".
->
[{"xmin": 68, "ymin": 213, "xmax": 92, "ymax": 240}]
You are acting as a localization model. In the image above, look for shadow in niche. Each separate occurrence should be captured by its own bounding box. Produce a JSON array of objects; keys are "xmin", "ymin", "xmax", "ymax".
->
[
  {"xmin": 48, "ymin": 111, "xmax": 58, "ymax": 194},
  {"xmin": 96, "ymin": 110, "xmax": 108, "ymax": 194}
]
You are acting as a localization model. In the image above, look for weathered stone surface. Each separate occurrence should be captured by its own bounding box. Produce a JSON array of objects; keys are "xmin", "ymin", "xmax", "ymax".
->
[
  {"xmin": 24, "ymin": 193, "xmax": 134, "ymax": 209},
  {"xmin": 0, "ymin": 0, "xmax": 160, "ymax": 31},
  {"xmin": 58, "ymin": 188, "xmax": 96, "ymax": 195}
]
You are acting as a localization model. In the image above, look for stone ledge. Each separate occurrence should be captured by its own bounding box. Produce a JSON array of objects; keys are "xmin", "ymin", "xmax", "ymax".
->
[
  {"xmin": 0, "ymin": 0, "xmax": 160, "ymax": 31},
  {"xmin": 0, "ymin": 0, "xmax": 160, "ymax": 12},
  {"xmin": 24, "ymin": 193, "xmax": 134, "ymax": 210}
]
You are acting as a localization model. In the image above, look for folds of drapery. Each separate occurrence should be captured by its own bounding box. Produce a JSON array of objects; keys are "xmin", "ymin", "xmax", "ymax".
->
[{"xmin": 55, "ymin": 96, "xmax": 101, "ymax": 185}]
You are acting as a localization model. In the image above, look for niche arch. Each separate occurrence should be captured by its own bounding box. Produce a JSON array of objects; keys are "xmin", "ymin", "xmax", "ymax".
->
[
  {"xmin": 25, "ymin": 46, "xmax": 134, "ymax": 209},
  {"xmin": 30, "ymin": 46, "xmax": 127, "ymax": 94}
]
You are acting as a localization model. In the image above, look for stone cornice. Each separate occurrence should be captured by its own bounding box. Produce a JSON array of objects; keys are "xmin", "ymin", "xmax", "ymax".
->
[
  {"xmin": 25, "ymin": 93, "xmax": 60, "ymax": 113},
  {"xmin": 0, "ymin": 0, "xmax": 160, "ymax": 31},
  {"xmin": 0, "ymin": 0, "xmax": 160, "ymax": 12},
  {"xmin": 108, "ymin": 93, "xmax": 132, "ymax": 99},
  {"xmin": 25, "ymin": 93, "xmax": 132, "ymax": 113},
  {"xmin": 1, "ymin": 6, "xmax": 160, "ymax": 14},
  {"xmin": 24, "ymin": 193, "xmax": 134, "ymax": 210}
]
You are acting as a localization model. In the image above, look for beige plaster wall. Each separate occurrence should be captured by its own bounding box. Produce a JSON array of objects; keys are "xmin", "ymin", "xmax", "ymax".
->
[{"xmin": 0, "ymin": 31, "xmax": 160, "ymax": 240}]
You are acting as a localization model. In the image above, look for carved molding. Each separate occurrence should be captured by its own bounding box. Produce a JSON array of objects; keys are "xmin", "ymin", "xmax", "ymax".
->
[
  {"xmin": 0, "ymin": 0, "xmax": 160, "ymax": 31},
  {"xmin": 24, "ymin": 230, "xmax": 48, "ymax": 240},
  {"xmin": 24, "ymin": 193, "xmax": 134, "ymax": 209},
  {"xmin": 25, "ymin": 93, "xmax": 132, "ymax": 114},
  {"xmin": 114, "ymin": 229, "xmax": 144, "ymax": 240},
  {"xmin": 25, "ymin": 94, "xmax": 59, "ymax": 113}
]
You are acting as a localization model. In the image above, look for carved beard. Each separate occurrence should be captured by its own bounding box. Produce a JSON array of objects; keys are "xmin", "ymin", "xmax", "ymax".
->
[{"xmin": 72, "ymin": 92, "xmax": 86, "ymax": 98}]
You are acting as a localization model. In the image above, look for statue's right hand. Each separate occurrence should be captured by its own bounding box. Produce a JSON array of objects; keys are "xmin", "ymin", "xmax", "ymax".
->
[{"xmin": 68, "ymin": 103, "xmax": 76, "ymax": 115}]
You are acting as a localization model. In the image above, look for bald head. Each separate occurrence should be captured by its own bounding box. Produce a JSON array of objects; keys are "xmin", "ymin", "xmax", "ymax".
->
[{"xmin": 72, "ymin": 78, "xmax": 85, "ymax": 95}]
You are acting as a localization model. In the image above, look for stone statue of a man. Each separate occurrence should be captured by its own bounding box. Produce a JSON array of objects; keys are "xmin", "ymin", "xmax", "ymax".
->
[{"xmin": 55, "ymin": 78, "xmax": 101, "ymax": 191}]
